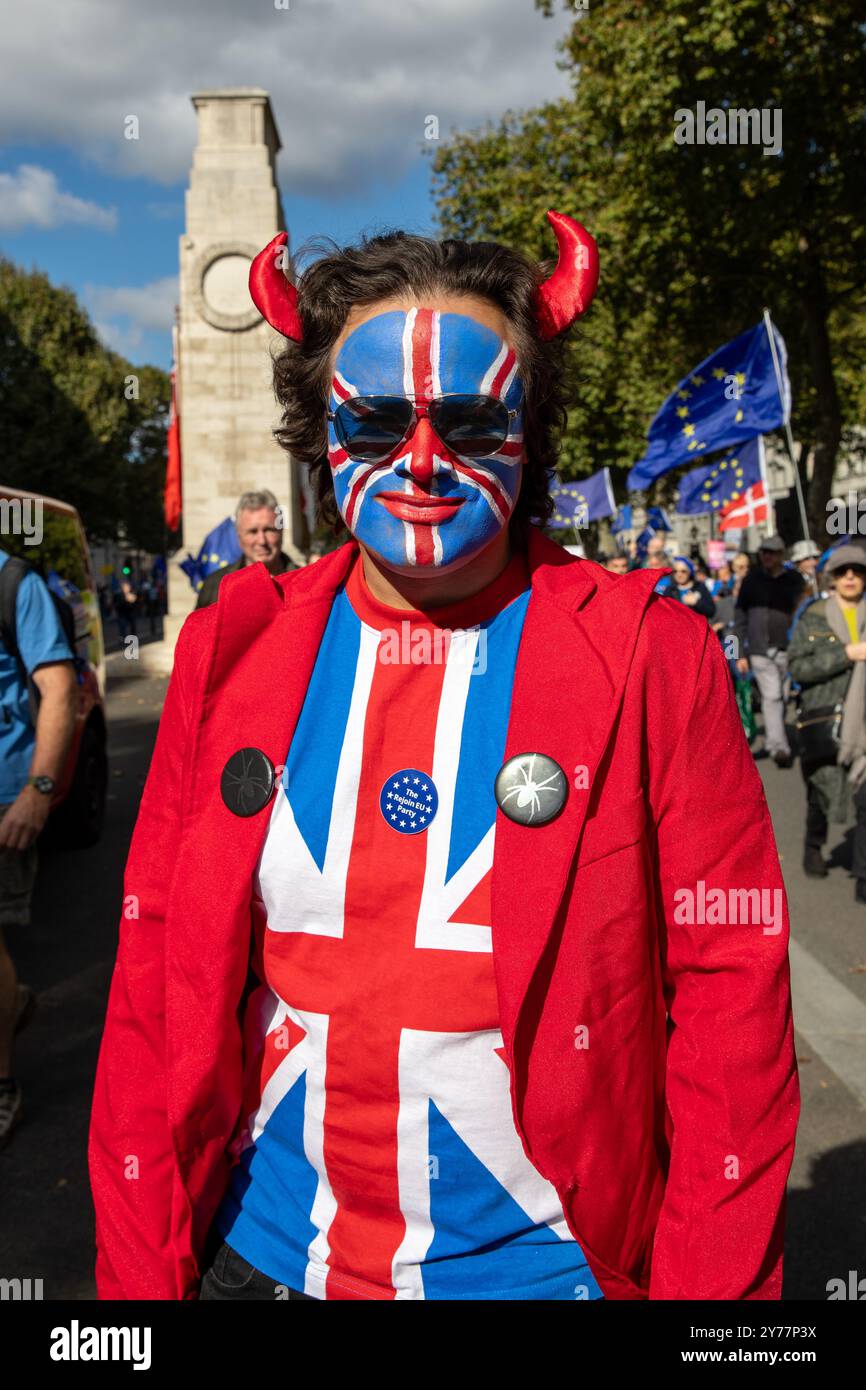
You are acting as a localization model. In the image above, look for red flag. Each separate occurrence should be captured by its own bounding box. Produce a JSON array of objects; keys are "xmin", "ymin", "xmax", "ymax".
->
[
  {"xmin": 719, "ymin": 481, "xmax": 767, "ymax": 532},
  {"xmin": 164, "ymin": 329, "xmax": 182, "ymax": 532}
]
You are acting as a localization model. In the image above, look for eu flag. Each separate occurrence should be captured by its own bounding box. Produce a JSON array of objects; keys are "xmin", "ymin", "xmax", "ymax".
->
[
  {"xmin": 179, "ymin": 516, "xmax": 242, "ymax": 591},
  {"xmin": 611, "ymin": 504, "xmax": 633, "ymax": 534},
  {"xmin": 646, "ymin": 506, "xmax": 672, "ymax": 532},
  {"xmin": 675, "ymin": 436, "xmax": 764, "ymax": 515},
  {"xmin": 627, "ymin": 321, "xmax": 788, "ymax": 491},
  {"xmin": 549, "ymin": 468, "xmax": 616, "ymax": 526}
]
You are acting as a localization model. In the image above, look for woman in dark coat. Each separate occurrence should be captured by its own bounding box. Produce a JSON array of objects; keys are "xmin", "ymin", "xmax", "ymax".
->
[
  {"xmin": 656, "ymin": 556, "xmax": 716, "ymax": 620},
  {"xmin": 788, "ymin": 544, "xmax": 866, "ymax": 900}
]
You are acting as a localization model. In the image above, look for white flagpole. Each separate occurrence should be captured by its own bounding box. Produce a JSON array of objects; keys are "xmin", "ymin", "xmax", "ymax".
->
[
  {"xmin": 762, "ymin": 307, "xmax": 811, "ymax": 542},
  {"xmin": 756, "ymin": 434, "xmax": 775, "ymax": 538}
]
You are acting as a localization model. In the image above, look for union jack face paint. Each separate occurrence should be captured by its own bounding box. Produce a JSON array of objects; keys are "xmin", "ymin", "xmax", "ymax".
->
[{"xmin": 328, "ymin": 308, "xmax": 524, "ymax": 572}]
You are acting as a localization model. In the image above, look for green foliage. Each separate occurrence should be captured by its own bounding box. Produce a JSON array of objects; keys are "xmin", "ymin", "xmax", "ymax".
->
[
  {"xmin": 432, "ymin": 0, "xmax": 866, "ymax": 532},
  {"xmin": 0, "ymin": 258, "xmax": 170, "ymax": 548}
]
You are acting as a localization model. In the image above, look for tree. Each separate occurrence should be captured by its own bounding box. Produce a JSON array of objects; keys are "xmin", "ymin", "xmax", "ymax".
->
[
  {"xmin": 0, "ymin": 259, "xmax": 169, "ymax": 545},
  {"xmin": 121, "ymin": 364, "xmax": 171, "ymax": 555},
  {"xmin": 432, "ymin": 0, "xmax": 866, "ymax": 537}
]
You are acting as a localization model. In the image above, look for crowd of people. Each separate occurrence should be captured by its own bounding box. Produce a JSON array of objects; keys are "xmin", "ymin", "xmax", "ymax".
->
[{"xmin": 597, "ymin": 532, "xmax": 866, "ymax": 903}]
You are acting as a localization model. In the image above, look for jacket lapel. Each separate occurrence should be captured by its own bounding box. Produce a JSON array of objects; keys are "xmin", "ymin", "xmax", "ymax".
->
[{"xmin": 491, "ymin": 533, "xmax": 662, "ymax": 1065}]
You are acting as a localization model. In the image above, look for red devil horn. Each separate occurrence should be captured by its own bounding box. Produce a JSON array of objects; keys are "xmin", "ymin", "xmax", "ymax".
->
[
  {"xmin": 534, "ymin": 211, "xmax": 599, "ymax": 340},
  {"xmin": 249, "ymin": 232, "xmax": 303, "ymax": 341}
]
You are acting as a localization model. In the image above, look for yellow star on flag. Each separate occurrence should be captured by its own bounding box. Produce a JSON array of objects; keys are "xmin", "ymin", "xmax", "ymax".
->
[
  {"xmin": 676, "ymin": 389, "xmax": 691, "ymax": 400},
  {"xmin": 735, "ymin": 409, "xmax": 744, "ymax": 423},
  {"xmin": 683, "ymin": 423, "xmax": 695, "ymax": 437},
  {"xmin": 676, "ymin": 406, "xmax": 689, "ymax": 418},
  {"xmin": 690, "ymin": 374, "xmax": 705, "ymax": 386},
  {"xmin": 712, "ymin": 368, "xmax": 726, "ymax": 380}
]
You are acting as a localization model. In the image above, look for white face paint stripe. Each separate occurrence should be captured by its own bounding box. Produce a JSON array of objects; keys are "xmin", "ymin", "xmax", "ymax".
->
[
  {"xmin": 498, "ymin": 356, "xmax": 519, "ymax": 400},
  {"xmin": 341, "ymin": 462, "xmax": 383, "ymax": 529},
  {"xmin": 402, "ymin": 309, "xmax": 417, "ymax": 398},
  {"xmin": 402, "ymin": 473, "xmax": 417, "ymax": 566},
  {"xmin": 478, "ymin": 341, "xmax": 510, "ymax": 396},
  {"xmin": 332, "ymin": 369, "xmax": 359, "ymax": 401},
  {"xmin": 456, "ymin": 470, "xmax": 512, "ymax": 525},
  {"xmin": 430, "ymin": 311, "xmax": 441, "ymax": 397}
]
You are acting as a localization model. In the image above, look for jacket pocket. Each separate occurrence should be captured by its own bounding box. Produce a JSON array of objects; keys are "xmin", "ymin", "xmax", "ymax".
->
[{"xmin": 578, "ymin": 788, "xmax": 647, "ymax": 868}]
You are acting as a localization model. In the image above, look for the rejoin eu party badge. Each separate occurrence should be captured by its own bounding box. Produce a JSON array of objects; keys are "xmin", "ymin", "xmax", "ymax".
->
[{"xmin": 380, "ymin": 769, "xmax": 439, "ymax": 834}]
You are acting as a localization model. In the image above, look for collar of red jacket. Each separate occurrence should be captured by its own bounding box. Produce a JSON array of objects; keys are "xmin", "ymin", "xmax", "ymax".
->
[{"xmin": 231, "ymin": 524, "xmax": 654, "ymax": 618}]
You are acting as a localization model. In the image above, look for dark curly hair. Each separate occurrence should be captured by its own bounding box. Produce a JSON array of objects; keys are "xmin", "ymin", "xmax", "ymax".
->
[{"xmin": 271, "ymin": 228, "xmax": 572, "ymax": 545}]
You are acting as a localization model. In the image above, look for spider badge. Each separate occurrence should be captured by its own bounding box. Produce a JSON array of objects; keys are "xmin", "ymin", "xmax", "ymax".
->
[{"xmin": 494, "ymin": 753, "xmax": 568, "ymax": 827}]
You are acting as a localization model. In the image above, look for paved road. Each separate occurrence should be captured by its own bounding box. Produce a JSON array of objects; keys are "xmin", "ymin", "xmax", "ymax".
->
[{"xmin": 0, "ymin": 657, "xmax": 864, "ymax": 1300}]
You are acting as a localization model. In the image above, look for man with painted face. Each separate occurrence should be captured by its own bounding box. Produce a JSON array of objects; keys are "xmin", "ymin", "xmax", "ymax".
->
[{"xmin": 89, "ymin": 214, "xmax": 799, "ymax": 1302}]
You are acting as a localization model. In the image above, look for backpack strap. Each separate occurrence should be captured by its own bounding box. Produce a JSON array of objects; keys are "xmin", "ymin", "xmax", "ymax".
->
[
  {"xmin": 0, "ymin": 556, "xmax": 51, "ymax": 727},
  {"xmin": 0, "ymin": 556, "xmax": 30, "ymax": 686}
]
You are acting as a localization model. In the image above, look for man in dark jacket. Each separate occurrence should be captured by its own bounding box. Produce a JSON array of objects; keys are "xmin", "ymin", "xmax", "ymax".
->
[
  {"xmin": 734, "ymin": 536, "xmax": 804, "ymax": 767},
  {"xmin": 196, "ymin": 490, "xmax": 296, "ymax": 609}
]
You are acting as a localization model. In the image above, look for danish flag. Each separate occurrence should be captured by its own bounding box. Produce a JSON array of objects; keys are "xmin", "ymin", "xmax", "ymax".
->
[{"xmin": 719, "ymin": 480, "xmax": 768, "ymax": 531}]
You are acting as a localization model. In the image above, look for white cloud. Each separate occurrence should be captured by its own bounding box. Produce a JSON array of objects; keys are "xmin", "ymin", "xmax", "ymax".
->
[
  {"xmin": 0, "ymin": 0, "xmax": 573, "ymax": 196},
  {"xmin": 0, "ymin": 164, "xmax": 117, "ymax": 233},
  {"xmin": 86, "ymin": 275, "xmax": 178, "ymax": 356}
]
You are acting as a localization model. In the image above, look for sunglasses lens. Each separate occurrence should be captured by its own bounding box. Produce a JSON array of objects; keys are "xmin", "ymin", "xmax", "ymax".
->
[
  {"xmin": 429, "ymin": 395, "xmax": 511, "ymax": 458},
  {"xmin": 333, "ymin": 396, "xmax": 414, "ymax": 461}
]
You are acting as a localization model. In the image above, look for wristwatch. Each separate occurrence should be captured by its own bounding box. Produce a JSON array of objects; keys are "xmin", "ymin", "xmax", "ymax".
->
[{"xmin": 27, "ymin": 776, "xmax": 56, "ymax": 795}]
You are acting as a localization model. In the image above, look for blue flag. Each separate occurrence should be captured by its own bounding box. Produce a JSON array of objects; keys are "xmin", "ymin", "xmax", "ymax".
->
[
  {"xmin": 549, "ymin": 468, "xmax": 616, "ymax": 526},
  {"xmin": 179, "ymin": 516, "xmax": 242, "ymax": 592},
  {"xmin": 627, "ymin": 321, "xmax": 789, "ymax": 491},
  {"xmin": 611, "ymin": 504, "xmax": 633, "ymax": 534},
  {"xmin": 675, "ymin": 436, "xmax": 764, "ymax": 515},
  {"xmin": 646, "ymin": 506, "xmax": 672, "ymax": 532},
  {"xmin": 635, "ymin": 528, "xmax": 661, "ymax": 562}
]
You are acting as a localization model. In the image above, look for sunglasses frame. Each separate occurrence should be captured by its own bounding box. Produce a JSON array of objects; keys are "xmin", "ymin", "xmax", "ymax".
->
[{"xmin": 327, "ymin": 392, "xmax": 520, "ymax": 463}]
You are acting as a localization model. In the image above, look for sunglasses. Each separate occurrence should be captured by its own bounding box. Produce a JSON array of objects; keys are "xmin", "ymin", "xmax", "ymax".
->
[
  {"xmin": 834, "ymin": 564, "xmax": 866, "ymax": 578},
  {"xmin": 327, "ymin": 394, "xmax": 519, "ymax": 464}
]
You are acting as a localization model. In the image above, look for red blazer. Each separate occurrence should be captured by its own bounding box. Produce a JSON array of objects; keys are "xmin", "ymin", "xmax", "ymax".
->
[{"xmin": 88, "ymin": 528, "xmax": 799, "ymax": 1300}]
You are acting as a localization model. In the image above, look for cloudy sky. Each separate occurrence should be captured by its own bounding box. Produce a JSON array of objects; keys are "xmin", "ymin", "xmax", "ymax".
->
[{"xmin": 0, "ymin": 0, "xmax": 574, "ymax": 367}]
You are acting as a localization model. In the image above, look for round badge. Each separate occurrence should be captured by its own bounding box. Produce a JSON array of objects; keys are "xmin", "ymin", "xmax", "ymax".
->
[
  {"xmin": 220, "ymin": 747, "xmax": 276, "ymax": 817},
  {"xmin": 494, "ymin": 752, "xmax": 568, "ymax": 827},
  {"xmin": 380, "ymin": 769, "xmax": 438, "ymax": 834}
]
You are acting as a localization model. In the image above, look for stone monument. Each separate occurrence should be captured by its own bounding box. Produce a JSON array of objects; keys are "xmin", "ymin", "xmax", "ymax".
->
[{"xmin": 164, "ymin": 87, "xmax": 307, "ymax": 654}]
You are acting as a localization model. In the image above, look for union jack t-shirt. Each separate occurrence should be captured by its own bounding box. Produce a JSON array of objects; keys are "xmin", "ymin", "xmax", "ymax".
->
[{"xmin": 215, "ymin": 552, "xmax": 602, "ymax": 1300}]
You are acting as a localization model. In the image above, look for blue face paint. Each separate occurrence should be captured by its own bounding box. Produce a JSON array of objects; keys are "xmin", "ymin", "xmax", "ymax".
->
[{"xmin": 328, "ymin": 308, "xmax": 524, "ymax": 573}]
